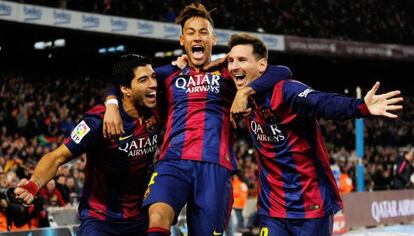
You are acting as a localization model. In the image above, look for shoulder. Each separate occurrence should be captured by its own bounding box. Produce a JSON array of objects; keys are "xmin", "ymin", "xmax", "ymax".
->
[
  {"xmin": 155, "ymin": 64, "xmax": 181, "ymax": 78},
  {"xmin": 85, "ymin": 105, "xmax": 106, "ymax": 115},
  {"xmin": 204, "ymin": 65, "xmax": 231, "ymax": 79},
  {"xmin": 220, "ymin": 65, "xmax": 232, "ymax": 79},
  {"xmin": 267, "ymin": 65, "xmax": 292, "ymax": 78},
  {"xmin": 78, "ymin": 105, "xmax": 106, "ymax": 130}
]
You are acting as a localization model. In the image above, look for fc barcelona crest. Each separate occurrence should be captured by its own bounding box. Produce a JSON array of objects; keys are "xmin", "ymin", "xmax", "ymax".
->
[
  {"xmin": 145, "ymin": 115, "xmax": 158, "ymax": 132},
  {"xmin": 261, "ymin": 108, "xmax": 277, "ymax": 123}
]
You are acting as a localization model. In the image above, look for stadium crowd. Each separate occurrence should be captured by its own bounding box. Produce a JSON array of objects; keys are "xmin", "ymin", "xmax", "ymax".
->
[
  {"xmin": 10, "ymin": 0, "xmax": 414, "ymax": 45},
  {"xmin": 0, "ymin": 74, "xmax": 108, "ymax": 230},
  {"xmin": 0, "ymin": 72, "xmax": 412, "ymax": 230}
]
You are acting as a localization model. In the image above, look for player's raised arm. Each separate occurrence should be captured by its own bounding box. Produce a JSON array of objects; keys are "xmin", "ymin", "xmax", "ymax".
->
[
  {"xmin": 230, "ymin": 66, "xmax": 292, "ymax": 122},
  {"xmin": 272, "ymin": 80, "xmax": 403, "ymax": 120},
  {"xmin": 103, "ymin": 54, "xmax": 182, "ymax": 140},
  {"xmin": 103, "ymin": 87, "xmax": 124, "ymax": 139},
  {"xmin": 14, "ymin": 145, "xmax": 74, "ymax": 205}
]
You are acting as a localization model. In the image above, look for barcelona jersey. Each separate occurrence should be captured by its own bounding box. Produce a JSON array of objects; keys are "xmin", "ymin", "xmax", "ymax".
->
[
  {"xmin": 64, "ymin": 102, "xmax": 160, "ymax": 222},
  {"xmin": 246, "ymin": 69, "xmax": 370, "ymax": 219}
]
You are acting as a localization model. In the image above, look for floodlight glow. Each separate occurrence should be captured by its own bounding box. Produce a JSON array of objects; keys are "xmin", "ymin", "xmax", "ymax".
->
[
  {"xmin": 211, "ymin": 53, "xmax": 226, "ymax": 61},
  {"xmin": 45, "ymin": 41, "xmax": 53, "ymax": 48},
  {"xmin": 54, "ymin": 39, "xmax": 66, "ymax": 47},
  {"xmin": 34, "ymin": 41, "xmax": 45, "ymax": 50},
  {"xmin": 173, "ymin": 49, "xmax": 183, "ymax": 56},
  {"xmin": 116, "ymin": 45, "xmax": 125, "ymax": 52},
  {"xmin": 154, "ymin": 52, "xmax": 164, "ymax": 58}
]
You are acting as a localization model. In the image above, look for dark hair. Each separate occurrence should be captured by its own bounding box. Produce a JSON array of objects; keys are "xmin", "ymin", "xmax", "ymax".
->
[
  {"xmin": 228, "ymin": 33, "xmax": 268, "ymax": 60},
  {"xmin": 175, "ymin": 2, "xmax": 214, "ymax": 28},
  {"xmin": 112, "ymin": 54, "xmax": 151, "ymax": 88}
]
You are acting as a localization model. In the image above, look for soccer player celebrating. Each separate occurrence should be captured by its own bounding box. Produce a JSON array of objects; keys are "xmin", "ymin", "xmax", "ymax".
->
[
  {"xmin": 226, "ymin": 33, "xmax": 403, "ymax": 236},
  {"xmin": 103, "ymin": 3, "xmax": 290, "ymax": 236},
  {"xmin": 14, "ymin": 54, "xmax": 160, "ymax": 236}
]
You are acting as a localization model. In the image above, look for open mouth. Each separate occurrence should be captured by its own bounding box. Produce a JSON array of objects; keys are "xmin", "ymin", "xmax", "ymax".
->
[
  {"xmin": 145, "ymin": 91, "xmax": 156, "ymax": 100},
  {"xmin": 233, "ymin": 73, "xmax": 247, "ymax": 88},
  {"xmin": 191, "ymin": 45, "xmax": 205, "ymax": 60}
]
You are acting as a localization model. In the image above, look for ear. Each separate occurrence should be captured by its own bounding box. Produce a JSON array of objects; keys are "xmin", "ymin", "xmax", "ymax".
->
[
  {"xmin": 179, "ymin": 34, "xmax": 184, "ymax": 47},
  {"xmin": 212, "ymin": 32, "xmax": 217, "ymax": 46},
  {"xmin": 120, "ymin": 85, "xmax": 131, "ymax": 97},
  {"xmin": 258, "ymin": 57, "xmax": 268, "ymax": 73}
]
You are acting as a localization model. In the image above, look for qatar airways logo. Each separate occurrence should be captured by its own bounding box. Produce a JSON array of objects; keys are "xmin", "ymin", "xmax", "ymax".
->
[
  {"xmin": 118, "ymin": 134, "xmax": 158, "ymax": 158},
  {"xmin": 250, "ymin": 120, "xmax": 285, "ymax": 143},
  {"xmin": 175, "ymin": 74, "xmax": 221, "ymax": 94}
]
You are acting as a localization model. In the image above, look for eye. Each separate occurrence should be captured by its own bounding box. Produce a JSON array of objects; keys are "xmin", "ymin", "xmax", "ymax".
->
[{"xmin": 138, "ymin": 77, "xmax": 148, "ymax": 83}]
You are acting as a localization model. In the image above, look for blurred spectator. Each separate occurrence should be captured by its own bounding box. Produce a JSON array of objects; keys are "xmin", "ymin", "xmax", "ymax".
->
[
  {"xmin": 339, "ymin": 166, "xmax": 354, "ymax": 194},
  {"xmin": 38, "ymin": 179, "xmax": 66, "ymax": 207},
  {"xmin": 232, "ymin": 171, "xmax": 249, "ymax": 231},
  {"xmin": 392, "ymin": 147, "xmax": 414, "ymax": 189},
  {"xmin": 330, "ymin": 157, "xmax": 341, "ymax": 187},
  {"xmin": 55, "ymin": 175, "xmax": 70, "ymax": 204}
]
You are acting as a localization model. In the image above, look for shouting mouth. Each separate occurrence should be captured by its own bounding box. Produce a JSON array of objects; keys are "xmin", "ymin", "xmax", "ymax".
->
[
  {"xmin": 145, "ymin": 91, "xmax": 156, "ymax": 101},
  {"xmin": 233, "ymin": 73, "xmax": 247, "ymax": 88},
  {"xmin": 192, "ymin": 45, "xmax": 205, "ymax": 60}
]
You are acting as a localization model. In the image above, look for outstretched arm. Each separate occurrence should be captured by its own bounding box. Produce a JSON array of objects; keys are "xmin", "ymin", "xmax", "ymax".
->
[
  {"xmin": 274, "ymin": 80, "xmax": 403, "ymax": 120},
  {"xmin": 14, "ymin": 145, "xmax": 74, "ymax": 204}
]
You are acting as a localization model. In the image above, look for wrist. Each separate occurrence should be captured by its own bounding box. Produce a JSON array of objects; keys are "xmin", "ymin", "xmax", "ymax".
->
[
  {"xmin": 105, "ymin": 98, "xmax": 119, "ymax": 107},
  {"xmin": 22, "ymin": 180, "xmax": 40, "ymax": 196},
  {"xmin": 357, "ymin": 102, "xmax": 371, "ymax": 117},
  {"xmin": 240, "ymin": 86, "xmax": 256, "ymax": 96}
]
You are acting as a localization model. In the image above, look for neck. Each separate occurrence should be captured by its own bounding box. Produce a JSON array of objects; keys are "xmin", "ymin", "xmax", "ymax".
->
[
  {"xmin": 188, "ymin": 59, "xmax": 210, "ymax": 72},
  {"xmin": 122, "ymin": 98, "xmax": 140, "ymax": 119}
]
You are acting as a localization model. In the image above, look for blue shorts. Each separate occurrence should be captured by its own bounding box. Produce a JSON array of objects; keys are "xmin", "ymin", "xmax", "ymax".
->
[
  {"xmin": 259, "ymin": 215, "xmax": 334, "ymax": 236},
  {"xmin": 77, "ymin": 216, "xmax": 148, "ymax": 236},
  {"xmin": 143, "ymin": 159, "xmax": 233, "ymax": 235}
]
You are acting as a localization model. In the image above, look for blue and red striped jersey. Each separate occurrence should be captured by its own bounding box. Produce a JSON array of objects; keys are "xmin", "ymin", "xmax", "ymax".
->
[
  {"xmin": 155, "ymin": 65, "xmax": 237, "ymax": 170},
  {"xmin": 246, "ymin": 76, "xmax": 370, "ymax": 219},
  {"xmin": 105, "ymin": 64, "xmax": 289, "ymax": 172},
  {"xmin": 64, "ymin": 102, "xmax": 160, "ymax": 222}
]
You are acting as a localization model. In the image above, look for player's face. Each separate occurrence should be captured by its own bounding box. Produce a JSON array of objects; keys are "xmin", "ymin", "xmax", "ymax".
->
[
  {"xmin": 228, "ymin": 44, "xmax": 267, "ymax": 89},
  {"xmin": 130, "ymin": 65, "xmax": 157, "ymax": 108},
  {"xmin": 179, "ymin": 17, "xmax": 216, "ymax": 68}
]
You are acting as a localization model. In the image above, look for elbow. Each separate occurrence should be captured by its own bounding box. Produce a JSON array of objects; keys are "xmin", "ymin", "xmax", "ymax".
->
[{"xmin": 44, "ymin": 150, "xmax": 69, "ymax": 167}]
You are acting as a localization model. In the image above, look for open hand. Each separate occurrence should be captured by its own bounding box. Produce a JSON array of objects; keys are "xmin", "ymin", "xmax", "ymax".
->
[{"xmin": 364, "ymin": 82, "xmax": 403, "ymax": 118}]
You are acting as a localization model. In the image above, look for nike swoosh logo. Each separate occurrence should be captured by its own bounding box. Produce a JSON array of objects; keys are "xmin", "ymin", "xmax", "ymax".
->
[
  {"xmin": 213, "ymin": 230, "xmax": 222, "ymax": 235},
  {"xmin": 118, "ymin": 134, "xmax": 133, "ymax": 141}
]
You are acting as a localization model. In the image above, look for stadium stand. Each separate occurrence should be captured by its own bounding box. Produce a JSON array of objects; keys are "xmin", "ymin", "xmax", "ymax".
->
[{"xmin": 8, "ymin": 0, "xmax": 414, "ymax": 45}]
